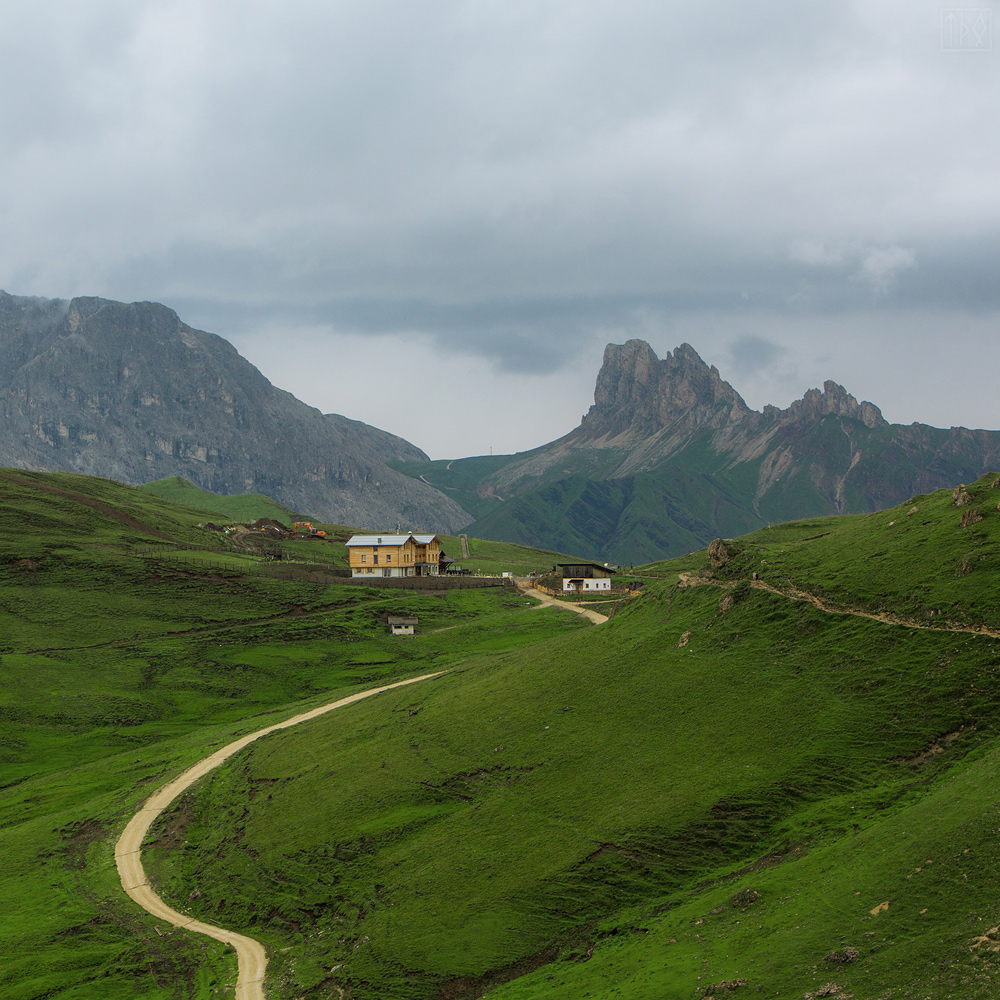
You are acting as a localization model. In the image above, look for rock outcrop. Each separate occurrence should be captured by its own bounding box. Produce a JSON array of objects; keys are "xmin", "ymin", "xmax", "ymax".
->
[
  {"xmin": 587, "ymin": 340, "xmax": 755, "ymax": 439},
  {"xmin": 0, "ymin": 291, "xmax": 467, "ymax": 530},
  {"xmin": 774, "ymin": 380, "xmax": 885, "ymax": 430},
  {"xmin": 448, "ymin": 339, "xmax": 1000, "ymax": 562}
]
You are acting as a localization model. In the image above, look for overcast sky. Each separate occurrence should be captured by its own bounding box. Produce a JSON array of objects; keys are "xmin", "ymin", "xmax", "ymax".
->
[{"xmin": 2, "ymin": 1, "xmax": 998, "ymax": 457}]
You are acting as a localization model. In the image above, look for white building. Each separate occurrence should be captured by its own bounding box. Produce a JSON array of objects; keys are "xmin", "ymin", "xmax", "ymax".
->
[
  {"xmin": 388, "ymin": 615, "xmax": 418, "ymax": 636},
  {"xmin": 558, "ymin": 562, "xmax": 615, "ymax": 593}
]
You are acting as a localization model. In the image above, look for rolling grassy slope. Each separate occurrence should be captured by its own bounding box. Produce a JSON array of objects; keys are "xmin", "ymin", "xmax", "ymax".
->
[
  {"xmin": 140, "ymin": 479, "xmax": 1000, "ymax": 999},
  {"xmin": 5, "ymin": 467, "xmax": 1000, "ymax": 1000},
  {"xmin": 139, "ymin": 475, "xmax": 299, "ymax": 523},
  {"xmin": 388, "ymin": 455, "xmax": 522, "ymax": 523},
  {"xmin": 645, "ymin": 471, "xmax": 1000, "ymax": 628},
  {"xmin": 0, "ymin": 470, "xmax": 588, "ymax": 1000},
  {"xmin": 463, "ymin": 461, "xmax": 766, "ymax": 565}
]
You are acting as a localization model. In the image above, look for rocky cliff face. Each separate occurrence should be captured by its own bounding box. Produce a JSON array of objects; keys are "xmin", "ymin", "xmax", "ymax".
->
[
  {"xmin": 533, "ymin": 339, "xmax": 996, "ymax": 505},
  {"xmin": 770, "ymin": 380, "xmax": 886, "ymax": 430},
  {"xmin": 0, "ymin": 291, "xmax": 467, "ymax": 530},
  {"xmin": 583, "ymin": 340, "xmax": 887, "ymax": 446},
  {"xmin": 454, "ymin": 339, "xmax": 1000, "ymax": 561},
  {"xmin": 589, "ymin": 340, "xmax": 754, "ymax": 434}
]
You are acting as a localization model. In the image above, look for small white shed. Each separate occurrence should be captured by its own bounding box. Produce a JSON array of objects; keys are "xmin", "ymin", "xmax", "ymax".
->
[{"xmin": 388, "ymin": 615, "xmax": 418, "ymax": 636}]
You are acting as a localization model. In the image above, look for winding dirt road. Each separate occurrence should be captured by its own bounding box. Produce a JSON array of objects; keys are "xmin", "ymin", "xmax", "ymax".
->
[
  {"xmin": 520, "ymin": 586, "xmax": 609, "ymax": 624},
  {"xmin": 115, "ymin": 672, "xmax": 446, "ymax": 1000}
]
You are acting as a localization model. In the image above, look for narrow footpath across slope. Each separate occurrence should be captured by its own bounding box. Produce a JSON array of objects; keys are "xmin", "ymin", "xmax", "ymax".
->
[
  {"xmin": 115, "ymin": 672, "xmax": 446, "ymax": 1000},
  {"xmin": 676, "ymin": 572, "xmax": 1000, "ymax": 639}
]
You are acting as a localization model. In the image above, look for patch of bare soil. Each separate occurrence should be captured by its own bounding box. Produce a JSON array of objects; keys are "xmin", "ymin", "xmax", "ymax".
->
[
  {"xmin": 804, "ymin": 985, "xmax": 853, "ymax": 999},
  {"xmin": 145, "ymin": 795, "xmax": 194, "ymax": 851},
  {"xmin": 900, "ymin": 726, "xmax": 974, "ymax": 765},
  {"xmin": 970, "ymin": 926, "xmax": 1000, "ymax": 952},
  {"xmin": 703, "ymin": 978, "xmax": 747, "ymax": 995},
  {"xmin": 824, "ymin": 946, "xmax": 860, "ymax": 964},
  {"xmin": 58, "ymin": 818, "xmax": 109, "ymax": 870}
]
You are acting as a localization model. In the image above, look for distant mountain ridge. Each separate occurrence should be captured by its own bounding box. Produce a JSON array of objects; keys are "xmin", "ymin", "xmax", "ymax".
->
[
  {"xmin": 0, "ymin": 291, "xmax": 466, "ymax": 530},
  {"xmin": 398, "ymin": 340, "xmax": 1000, "ymax": 562},
  {"xmin": 8, "ymin": 289, "xmax": 998, "ymax": 561}
]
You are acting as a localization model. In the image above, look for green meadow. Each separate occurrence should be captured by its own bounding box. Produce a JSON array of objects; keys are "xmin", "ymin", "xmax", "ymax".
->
[
  {"xmin": 0, "ymin": 469, "xmax": 586, "ymax": 999},
  {"xmin": 2, "ymin": 468, "xmax": 1000, "ymax": 999},
  {"xmin": 135, "ymin": 472, "xmax": 570, "ymax": 577},
  {"xmin": 138, "ymin": 476, "xmax": 299, "ymax": 525}
]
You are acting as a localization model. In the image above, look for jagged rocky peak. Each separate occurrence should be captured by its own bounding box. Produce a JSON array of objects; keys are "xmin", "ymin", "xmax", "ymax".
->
[
  {"xmin": 588, "ymin": 338, "xmax": 888, "ymax": 439},
  {"xmin": 593, "ymin": 340, "xmax": 661, "ymax": 408},
  {"xmin": 768, "ymin": 380, "xmax": 886, "ymax": 430},
  {"xmin": 587, "ymin": 340, "xmax": 751, "ymax": 434}
]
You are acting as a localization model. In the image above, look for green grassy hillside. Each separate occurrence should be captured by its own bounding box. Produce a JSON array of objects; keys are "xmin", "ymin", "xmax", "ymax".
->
[
  {"xmin": 394, "ymin": 435, "xmax": 778, "ymax": 565},
  {"xmin": 0, "ymin": 469, "xmax": 587, "ymax": 1000},
  {"xmin": 5, "ymin": 467, "xmax": 1000, "ymax": 1000},
  {"xmin": 137, "ymin": 476, "xmax": 1000, "ymax": 999},
  {"xmin": 464, "ymin": 462, "xmax": 766, "ymax": 564},
  {"xmin": 645, "ymin": 471, "xmax": 1000, "ymax": 629},
  {"xmin": 139, "ymin": 475, "xmax": 299, "ymax": 523},
  {"xmin": 0, "ymin": 467, "xmax": 217, "ymax": 552},
  {"xmin": 388, "ymin": 455, "xmax": 522, "ymax": 523}
]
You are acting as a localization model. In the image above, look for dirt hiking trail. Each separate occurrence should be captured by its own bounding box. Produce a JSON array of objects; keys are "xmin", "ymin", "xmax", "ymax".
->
[
  {"xmin": 676, "ymin": 572, "xmax": 1000, "ymax": 639},
  {"xmin": 520, "ymin": 586, "xmax": 609, "ymax": 624},
  {"xmin": 115, "ymin": 672, "xmax": 446, "ymax": 1000}
]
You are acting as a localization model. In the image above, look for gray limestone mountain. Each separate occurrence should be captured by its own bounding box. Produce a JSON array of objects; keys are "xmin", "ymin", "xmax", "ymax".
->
[
  {"xmin": 0, "ymin": 291, "xmax": 467, "ymax": 530},
  {"xmin": 400, "ymin": 340, "xmax": 1000, "ymax": 562}
]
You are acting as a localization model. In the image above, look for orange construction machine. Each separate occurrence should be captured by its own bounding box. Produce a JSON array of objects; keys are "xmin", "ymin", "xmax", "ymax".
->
[{"xmin": 292, "ymin": 522, "xmax": 326, "ymax": 538}]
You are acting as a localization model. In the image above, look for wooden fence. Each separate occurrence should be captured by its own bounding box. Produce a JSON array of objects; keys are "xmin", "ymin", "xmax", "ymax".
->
[{"xmin": 129, "ymin": 547, "xmax": 510, "ymax": 588}]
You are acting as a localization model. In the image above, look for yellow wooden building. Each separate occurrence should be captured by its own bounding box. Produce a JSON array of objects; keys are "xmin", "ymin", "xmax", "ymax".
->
[{"xmin": 346, "ymin": 532, "xmax": 442, "ymax": 578}]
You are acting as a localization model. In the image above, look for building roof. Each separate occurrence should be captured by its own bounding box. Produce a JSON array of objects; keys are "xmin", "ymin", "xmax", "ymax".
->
[
  {"xmin": 346, "ymin": 533, "xmax": 439, "ymax": 547},
  {"xmin": 388, "ymin": 616, "xmax": 419, "ymax": 625},
  {"xmin": 557, "ymin": 562, "xmax": 615, "ymax": 574}
]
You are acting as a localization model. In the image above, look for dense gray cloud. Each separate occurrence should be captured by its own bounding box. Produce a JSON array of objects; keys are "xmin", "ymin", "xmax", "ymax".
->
[
  {"xmin": 726, "ymin": 336, "xmax": 786, "ymax": 378},
  {"xmin": 1, "ymin": 0, "xmax": 998, "ymax": 456}
]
